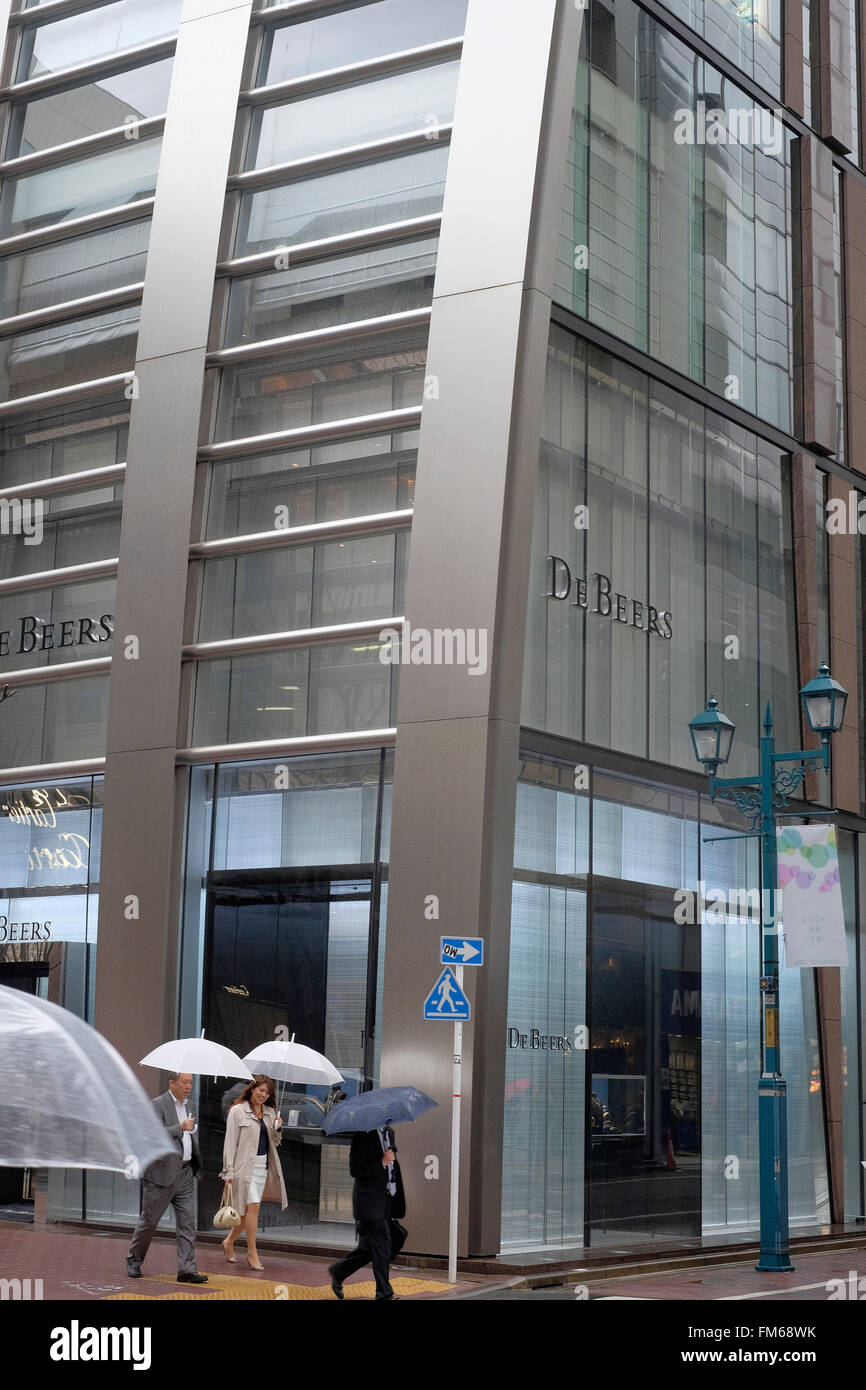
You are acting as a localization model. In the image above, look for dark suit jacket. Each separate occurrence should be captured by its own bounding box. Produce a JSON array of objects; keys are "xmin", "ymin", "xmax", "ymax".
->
[
  {"xmin": 144, "ymin": 1091, "xmax": 203, "ymax": 1187},
  {"xmin": 349, "ymin": 1128, "xmax": 405, "ymax": 1224}
]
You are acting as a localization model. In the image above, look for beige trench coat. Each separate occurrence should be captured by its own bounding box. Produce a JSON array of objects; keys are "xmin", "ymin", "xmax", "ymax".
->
[{"xmin": 220, "ymin": 1101, "xmax": 288, "ymax": 1214}]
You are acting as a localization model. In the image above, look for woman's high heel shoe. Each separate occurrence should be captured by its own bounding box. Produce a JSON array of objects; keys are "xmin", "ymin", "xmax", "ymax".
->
[
  {"xmin": 221, "ymin": 1238, "xmax": 237, "ymax": 1263},
  {"xmin": 245, "ymin": 1256, "xmax": 264, "ymax": 1271}
]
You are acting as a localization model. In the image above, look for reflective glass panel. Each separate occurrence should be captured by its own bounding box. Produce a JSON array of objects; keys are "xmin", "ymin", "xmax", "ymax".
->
[
  {"xmin": 10, "ymin": 58, "xmax": 174, "ymax": 157},
  {"xmin": 0, "ymin": 220, "xmax": 150, "ymax": 319},
  {"xmin": 0, "ymin": 674, "xmax": 109, "ymax": 766},
  {"xmin": 17, "ymin": 0, "xmax": 182, "ymax": 81},
  {"xmin": 196, "ymin": 530, "xmax": 407, "ymax": 640},
  {"xmin": 0, "ymin": 394, "xmax": 129, "ymax": 491},
  {"xmin": 258, "ymin": 0, "xmax": 468, "ymax": 83},
  {"xmin": 0, "ymin": 303, "xmax": 139, "ymax": 399},
  {"xmin": 214, "ymin": 324, "xmax": 428, "ymax": 442},
  {"xmin": 235, "ymin": 144, "xmax": 449, "ymax": 255},
  {"xmin": 224, "ymin": 237, "xmax": 437, "ymax": 345},
  {"xmin": 559, "ymin": 0, "xmax": 793, "ymax": 431},
  {"xmin": 659, "ymin": 0, "xmax": 782, "ymax": 98},
  {"xmin": 248, "ymin": 61, "xmax": 459, "ymax": 169},
  {"xmin": 0, "ymin": 494, "xmax": 121, "ymax": 581},
  {"xmin": 191, "ymin": 642, "xmax": 396, "ymax": 746},
  {"xmin": 0, "ymin": 137, "xmax": 162, "ymax": 237},
  {"xmin": 204, "ymin": 430, "xmax": 418, "ymax": 539}
]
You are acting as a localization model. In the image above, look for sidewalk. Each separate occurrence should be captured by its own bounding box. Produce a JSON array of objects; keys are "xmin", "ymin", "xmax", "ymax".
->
[{"xmin": 0, "ymin": 1221, "xmax": 499, "ymax": 1302}]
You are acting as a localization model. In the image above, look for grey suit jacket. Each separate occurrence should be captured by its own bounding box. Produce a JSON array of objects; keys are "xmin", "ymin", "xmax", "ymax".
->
[{"xmin": 144, "ymin": 1091, "xmax": 203, "ymax": 1187}]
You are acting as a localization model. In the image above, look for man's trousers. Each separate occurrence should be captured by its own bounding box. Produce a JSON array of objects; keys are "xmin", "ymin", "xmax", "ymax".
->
[
  {"xmin": 128, "ymin": 1163, "xmax": 198, "ymax": 1274},
  {"xmin": 331, "ymin": 1218, "xmax": 394, "ymax": 1298}
]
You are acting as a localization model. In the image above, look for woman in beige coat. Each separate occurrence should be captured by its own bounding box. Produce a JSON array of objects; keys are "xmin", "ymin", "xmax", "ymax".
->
[{"xmin": 220, "ymin": 1074, "xmax": 288, "ymax": 1270}]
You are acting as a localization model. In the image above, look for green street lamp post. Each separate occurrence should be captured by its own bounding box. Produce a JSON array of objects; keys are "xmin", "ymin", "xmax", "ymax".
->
[{"xmin": 689, "ymin": 663, "xmax": 848, "ymax": 1272}]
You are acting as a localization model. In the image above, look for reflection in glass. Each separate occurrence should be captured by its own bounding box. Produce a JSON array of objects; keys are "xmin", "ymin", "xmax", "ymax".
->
[
  {"xmin": 0, "ymin": 395, "xmax": 129, "ymax": 492},
  {"xmin": 223, "ymin": 238, "xmax": 437, "ymax": 346},
  {"xmin": 559, "ymin": 0, "xmax": 792, "ymax": 430},
  {"xmin": 0, "ymin": 303, "xmax": 140, "ymax": 399},
  {"xmin": 0, "ymin": 674, "xmax": 110, "ymax": 767},
  {"xmin": 204, "ymin": 432, "xmax": 418, "ymax": 539},
  {"xmin": 0, "ymin": 221, "xmax": 150, "ymax": 320},
  {"xmin": 10, "ymin": 59, "xmax": 174, "ymax": 158},
  {"xmin": 0, "ymin": 497, "xmax": 121, "ymax": 582},
  {"xmin": 196, "ymin": 531, "xmax": 407, "ymax": 641},
  {"xmin": 191, "ymin": 643, "xmax": 395, "ymax": 746},
  {"xmin": 17, "ymin": 0, "xmax": 181, "ymax": 82},
  {"xmin": 248, "ymin": 61, "xmax": 460, "ymax": 170},
  {"xmin": 214, "ymin": 325, "xmax": 428, "ymax": 442},
  {"xmin": 235, "ymin": 145, "xmax": 449, "ymax": 255},
  {"xmin": 258, "ymin": 0, "xmax": 468, "ymax": 84},
  {"xmin": 1, "ymin": 138, "xmax": 162, "ymax": 238}
]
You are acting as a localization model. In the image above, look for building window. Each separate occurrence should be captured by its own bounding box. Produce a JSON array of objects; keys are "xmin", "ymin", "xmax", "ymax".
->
[{"xmin": 558, "ymin": 0, "xmax": 793, "ymax": 431}]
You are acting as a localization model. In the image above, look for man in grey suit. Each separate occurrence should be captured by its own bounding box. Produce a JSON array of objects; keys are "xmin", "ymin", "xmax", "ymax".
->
[{"xmin": 126, "ymin": 1072, "xmax": 208, "ymax": 1283}]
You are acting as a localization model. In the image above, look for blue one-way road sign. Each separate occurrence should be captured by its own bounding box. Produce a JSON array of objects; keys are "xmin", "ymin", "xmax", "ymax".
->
[
  {"xmin": 423, "ymin": 967, "xmax": 471, "ymax": 1020},
  {"xmin": 440, "ymin": 937, "xmax": 484, "ymax": 966}
]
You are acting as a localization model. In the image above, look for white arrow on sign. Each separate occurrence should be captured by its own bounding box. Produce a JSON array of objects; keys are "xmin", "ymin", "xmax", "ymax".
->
[{"xmin": 456, "ymin": 940, "xmax": 480, "ymax": 962}]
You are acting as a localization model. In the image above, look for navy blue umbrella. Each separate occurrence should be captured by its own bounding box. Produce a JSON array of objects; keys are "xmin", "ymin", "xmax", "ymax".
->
[{"xmin": 321, "ymin": 1086, "xmax": 437, "ymax": 1135}]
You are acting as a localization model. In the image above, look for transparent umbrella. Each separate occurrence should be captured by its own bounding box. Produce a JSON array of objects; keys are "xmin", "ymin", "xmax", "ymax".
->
[{"xmin": 0, "ymin": 985, "xmax": 176, "ymax": 1177}]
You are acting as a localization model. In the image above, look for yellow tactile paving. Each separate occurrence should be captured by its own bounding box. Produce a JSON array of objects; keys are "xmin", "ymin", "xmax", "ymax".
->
[{"xmin": 107, "ymin": 1274, "xmax": 453, "ymax": 1301}]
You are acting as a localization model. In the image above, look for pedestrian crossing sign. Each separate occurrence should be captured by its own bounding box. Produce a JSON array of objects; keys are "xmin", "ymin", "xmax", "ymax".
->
[{"xmin": 423, "ymin": 967, "xmax": 471, "ymax": 1021}]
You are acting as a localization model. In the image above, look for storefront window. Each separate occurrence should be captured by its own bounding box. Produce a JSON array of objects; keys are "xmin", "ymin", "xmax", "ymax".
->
[{"xmin": 505, "ymin": 757, "xmax": 832, "ymax": 1249}]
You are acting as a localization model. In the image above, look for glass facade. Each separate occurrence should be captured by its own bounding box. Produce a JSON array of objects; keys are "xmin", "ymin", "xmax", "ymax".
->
[
  {"xmin": 504, "ymin": 758, "xmax": 832, "ymax": 1249},
  {"xmin": 661, "ymin": 0, "xmax": 782, "ymax": 98},
  {"xmin": 0, "ymin": 0, "xmax": 861, "ymax": 1265},
  {"xmin": 524, "ymin": 325, "xmax": 800, "ymax": 778},
  {"xmin": 558, "ymin": 0, "xmax": 793, "ymax": 430}
]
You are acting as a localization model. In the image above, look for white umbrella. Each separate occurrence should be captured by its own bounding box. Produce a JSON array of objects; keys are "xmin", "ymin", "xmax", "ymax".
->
[
  {"xmin": 140, "ymin": 1030, "xmax": 252, "ymax": 1080},
  {"xmin": 243, "ymin": 1038, "xmax": 343, "ymax": 1110},
  {"xmin": 0, "ymin": 985, "xmax": 176, "ymax": 1176}
]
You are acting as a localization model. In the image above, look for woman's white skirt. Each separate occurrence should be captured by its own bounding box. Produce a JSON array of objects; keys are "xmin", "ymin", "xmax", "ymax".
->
[{"xmin": 247, "ymin": 1155, "xmax": 268, "ymax": 1204}]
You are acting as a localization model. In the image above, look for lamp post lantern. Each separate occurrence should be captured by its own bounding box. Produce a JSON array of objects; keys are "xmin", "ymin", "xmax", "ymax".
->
[{"xmin": 689, "ymin": 665, "xmax": 847, "ymax": 1272}]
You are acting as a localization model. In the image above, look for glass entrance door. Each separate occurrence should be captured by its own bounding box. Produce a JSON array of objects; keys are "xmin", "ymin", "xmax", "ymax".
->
[
  {"xmin": 199, "ymin": 866, "xmax": 376, "ymax": 1243},
  {"xmin": 588, "ymin": 880, "xmax": 701, "ymax": 1244}
]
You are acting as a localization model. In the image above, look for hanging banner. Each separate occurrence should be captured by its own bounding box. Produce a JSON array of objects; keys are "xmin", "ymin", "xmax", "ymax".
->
[{"xmin": 777, "ymin": 824, "xmax": 848, "ymax": 968}]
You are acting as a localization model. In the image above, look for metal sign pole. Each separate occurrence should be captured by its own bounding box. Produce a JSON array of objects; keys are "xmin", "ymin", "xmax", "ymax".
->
[{"xmin": 448, "ymin": 964, "xmax": 463, "ymax": 1285}]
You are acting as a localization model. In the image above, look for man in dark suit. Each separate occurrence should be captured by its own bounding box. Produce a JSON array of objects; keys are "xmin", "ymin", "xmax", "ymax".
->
[
  {"xmin": 126, "ymin": 1072, "xmax": 208, "ymax": 1284},
  {"xmin": 329, "ymin": 1125, "xmax": 405, "ymax": 1301}
]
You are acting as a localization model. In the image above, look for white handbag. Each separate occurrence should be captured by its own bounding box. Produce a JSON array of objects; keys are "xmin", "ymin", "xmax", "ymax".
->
[{"xmin": 213, "ymin": 1182, "xmax": 242, "ymax": 1229}]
